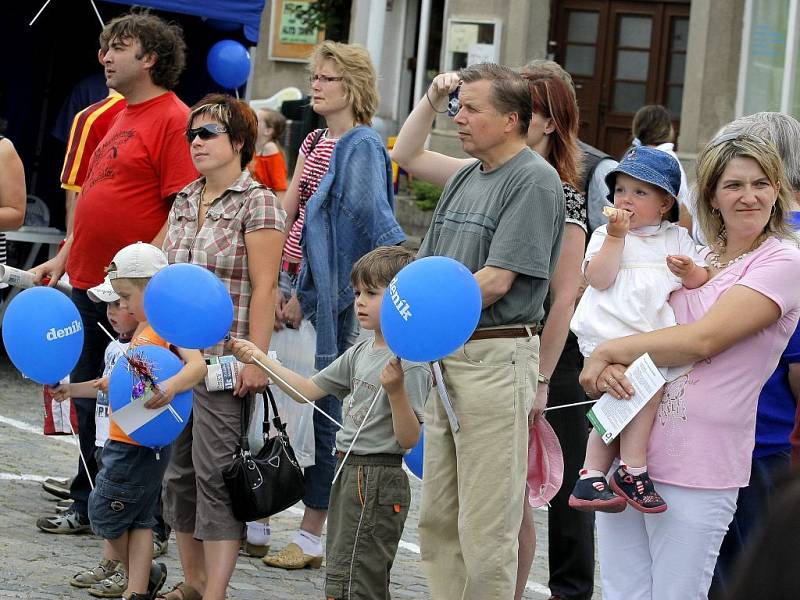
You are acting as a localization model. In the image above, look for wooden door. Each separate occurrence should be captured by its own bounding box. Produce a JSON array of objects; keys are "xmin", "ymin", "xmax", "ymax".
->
[{"xmin": 552, "ymin": 0, "xmax": 690, "ymax": 160}]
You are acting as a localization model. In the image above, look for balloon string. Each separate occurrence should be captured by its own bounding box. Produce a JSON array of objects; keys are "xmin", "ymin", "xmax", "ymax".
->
[
  {"xmin": 97, "ymin": 322, "xmax": 183, "ymax": 424},
  {"xmin": 251, "ymin": 356, "xmax": 344, "ymax": 430},
  {"xmin": 542, "ymin": 398, "xmax": 597, "ymax": 412},
  {"xmin": 89, "ymin": 0, "xmax": 104, "ymax": 27},
  {"xmin": 67, "ymin": 416, "xmax": 94, "ymax": 491},
  {"xmin": 331, "ymin": 387, "xmax": 382, "ymax": 486},
  {"xmin": 29, "ymin": 0, "xmax": 54, "ymax": 26}
]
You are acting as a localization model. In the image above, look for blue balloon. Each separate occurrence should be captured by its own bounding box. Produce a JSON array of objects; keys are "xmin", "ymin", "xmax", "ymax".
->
[
  {"xmin": 403, "ymin": 427, "xmax": 424, "ymax": 479},
  {"xmin": 204, "ymin": 18, "xmax": 241, "ymax": 32},
  {"xmin": 380, "ymin": 256, "xmax": 481, "ymax": 362},
  {"xmin": 2, "ymin": 287, "xmax": 83, "ymax": 384},
  {"xmin": 108, "ymin": 345, "xmax": 192, "ymax": 447},
  {"xmin": 144, "ymin": 263, "xmax": 233, "ymax": 349},
  {"xmin": 207, "ymin": 40, "xmax": 251, "ymax": 89}
]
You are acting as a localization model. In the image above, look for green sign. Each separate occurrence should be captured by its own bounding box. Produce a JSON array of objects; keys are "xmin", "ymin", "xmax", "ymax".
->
[{"xmin": 279, "ymin": 2, "xmax": 319, "ymax": 45}]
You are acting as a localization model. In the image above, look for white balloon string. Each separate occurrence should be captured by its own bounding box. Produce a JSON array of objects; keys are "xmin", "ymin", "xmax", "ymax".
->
[
  {"xmin": 542, "ymin": 398, "xmax": 597, "ymax": 412},
  {"xmin": 97, "ymin": 322, "xmax": 183, "ymax": 424},
  {"xmin": 29, "ymin": 0, "xmax": 54, "ymax": 26},
  {"xmin": 67, "ymin": 417, "xmax": 94, "ymax": 490},
  {"xmin": 331, "ymin": 387, "xmax": 382, "ymax": 485},
  {"xmin": 251, "ymin": 356, "xmax": 344, "ymax": 429},
  {"xmin": 89, "ymin": 0, "xmax": 104, "ymax": 27}
]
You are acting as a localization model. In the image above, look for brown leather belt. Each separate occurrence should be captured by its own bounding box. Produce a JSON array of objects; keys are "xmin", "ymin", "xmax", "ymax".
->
[{"xmin": 468, "ymin": 323, "xmax": 543, "ymax": 342}]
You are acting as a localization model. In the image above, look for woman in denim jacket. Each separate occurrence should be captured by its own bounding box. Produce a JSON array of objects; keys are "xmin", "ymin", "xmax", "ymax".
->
[{"xmin": 263, "ymin": 40, "xmax": 405, "ymax": 571}]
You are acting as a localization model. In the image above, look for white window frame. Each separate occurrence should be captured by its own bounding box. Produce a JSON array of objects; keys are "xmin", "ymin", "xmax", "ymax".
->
[{"xmin": 735, "ymin": 0, "xmax": 800, "ymax": 116}]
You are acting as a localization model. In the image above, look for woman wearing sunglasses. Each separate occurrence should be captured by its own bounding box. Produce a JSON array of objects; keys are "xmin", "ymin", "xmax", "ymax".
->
[
  {"xmin": 260, "ymin": 41, "xmax": 404, "ymax": 573},
  {"xmin": 580, "ymin": 134, "xmax": 800, "ymax": 599},
  {"xmin": 159, "ymin": 94, "xmax": 286, "ymax": 600}
]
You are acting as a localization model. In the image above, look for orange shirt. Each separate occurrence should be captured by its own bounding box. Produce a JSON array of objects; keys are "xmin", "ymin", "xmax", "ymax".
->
[
  {"xmin": 108, "ymin": 325, "xmax": 174, "ymax": 446},
  {"xmin": 249, "ymin": 152, "xmax": 288, "ymax": 192}
]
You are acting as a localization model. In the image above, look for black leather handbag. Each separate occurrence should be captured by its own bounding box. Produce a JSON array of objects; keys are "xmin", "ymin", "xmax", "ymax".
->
[{"xmin": 222, "ymin": 386, "xmax": 305, "ymax": 522}]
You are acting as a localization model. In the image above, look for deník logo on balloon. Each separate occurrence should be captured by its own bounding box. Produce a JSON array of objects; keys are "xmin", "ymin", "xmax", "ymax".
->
[
  {"xmin": 46, "ymin": 320, "xmax": 82, "ymax": 341},
  {"xmin": 389, "ymin": 277, "xmax": 412, "ymax": 321}
]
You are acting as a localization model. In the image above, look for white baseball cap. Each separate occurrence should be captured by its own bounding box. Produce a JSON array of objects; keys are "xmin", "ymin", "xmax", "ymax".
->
[
  {"xmin": 87, "ymin": 276, "xmax": 120, "ymax": 303},
  {"xmin": 107, "ymin": 242, "xmax": 168, "ymax": 280}
]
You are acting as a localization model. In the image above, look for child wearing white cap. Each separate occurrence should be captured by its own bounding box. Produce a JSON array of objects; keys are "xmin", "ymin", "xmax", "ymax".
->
[{"xmin": 47, "ymin": 276, "xmax": 138, "ymax": 595}]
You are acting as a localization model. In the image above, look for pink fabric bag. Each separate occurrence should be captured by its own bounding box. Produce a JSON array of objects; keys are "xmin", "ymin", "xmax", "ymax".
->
[{"xmin": 527, "ymin": 417, "xmax": 564, "ymax": 507}]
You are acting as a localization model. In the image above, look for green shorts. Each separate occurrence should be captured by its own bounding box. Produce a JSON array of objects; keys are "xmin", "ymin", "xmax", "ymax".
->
[{"xmin": 325, "ymin": 453, "xmax": 410, "ymax": 600}]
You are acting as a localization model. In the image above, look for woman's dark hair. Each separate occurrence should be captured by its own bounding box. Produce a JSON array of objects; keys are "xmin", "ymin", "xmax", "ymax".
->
[
  {"xmin": 189, "ymin": 94, "xmax": 258, "ymax": 169},
  {"xmin": 99, "ymin": 9, "xmax": 187, "ymax": 90},
  {"xmin": 519, "ymin": 70, "xmax": 584, "ymax": 188},
  {"xmin": 632, "ymin": 105, "xmax": 674, "ymax": 146}
]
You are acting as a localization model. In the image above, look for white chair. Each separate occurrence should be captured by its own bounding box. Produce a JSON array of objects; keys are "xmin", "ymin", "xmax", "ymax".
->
[{"xmin": 249, "ymin": 87, "xmax": 304, "ymax": 112}]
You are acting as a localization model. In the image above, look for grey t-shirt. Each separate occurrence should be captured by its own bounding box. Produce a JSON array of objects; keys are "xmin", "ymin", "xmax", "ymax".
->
[
  {"xmin": 418, "ymin": 147, "xmax": 565, "ymax": 327},
  {"xmin": 312, "ymin": 339, "xmax": 431, "ymax": 455}
]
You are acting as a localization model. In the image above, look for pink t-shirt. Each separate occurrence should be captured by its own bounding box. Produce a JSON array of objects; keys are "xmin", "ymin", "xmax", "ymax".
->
[{"xmin": 647, "ymin": 238, "xmax": 800, "ymax": 489}]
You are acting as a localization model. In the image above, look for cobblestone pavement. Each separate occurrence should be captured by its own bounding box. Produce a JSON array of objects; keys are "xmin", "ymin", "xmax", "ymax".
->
[{"xmin": 0, "ymin": 359, "xmax": 602, "ymax": 599}]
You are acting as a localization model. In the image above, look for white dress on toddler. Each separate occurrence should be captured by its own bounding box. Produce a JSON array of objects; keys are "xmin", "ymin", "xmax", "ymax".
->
[{"xmin": 570, "ymin": 221, "xmax": 705, "ymax": 382}]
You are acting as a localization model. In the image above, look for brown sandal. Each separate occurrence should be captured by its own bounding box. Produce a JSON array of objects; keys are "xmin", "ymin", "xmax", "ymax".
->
[{"xmin": 157, "ymin": 582, "xmax": 202, "ymax": 600}]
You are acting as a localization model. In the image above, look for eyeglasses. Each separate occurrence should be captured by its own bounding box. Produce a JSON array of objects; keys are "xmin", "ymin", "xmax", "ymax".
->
[
  {"xmin": 708, "ymin": 131, "xmax": 769, "ymax": 149},
  {"xmin": 309, "ymin": 74, "xmax": 344, "ymax": 85},
  {"xmin": 186, "ymin": 123, "xmax": 227, "ymax": 142}
]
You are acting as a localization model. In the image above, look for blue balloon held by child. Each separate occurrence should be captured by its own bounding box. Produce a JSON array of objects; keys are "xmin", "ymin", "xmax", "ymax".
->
[
  {"xmin": 144, "ymin": 263, "xmax": 233, "ymax": 350},
  {"xmin": 108, "ymin": 345, "xmax": 192, "ymax": 448},
  {"xmin": 207, "ymin": 40, "xmax": 251, "ymax": 89},
  {"xmin": 403, "ymin": 427, "xmax": 424, "ymax": 479},
  {"xmin": 380, "ymin": 256, "xmax": 481, "ymax": 362},
  {"xmin": 2, "ymin": 286, "xmax": 83, "ymax": 384}
]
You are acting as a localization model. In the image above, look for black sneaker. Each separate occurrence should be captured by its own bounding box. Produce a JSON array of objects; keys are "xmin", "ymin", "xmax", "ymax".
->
[
  {"xmin": 36, "ymin": 508, "xmax": 91, "ymax": 534},
  {"xmin": 147, "ymin": 561, "xmax": 167, "ymax": 598},
  {"xmin": 568, "ymin": 476, "xmax": 627, "ymax": 513},
  {"xmin": 42, "ymin": 478, "xmax": 71, "ymax": 500},
  {"xmin": 610, "ymin": 466, "xmax": 668, "ymax": 513}
]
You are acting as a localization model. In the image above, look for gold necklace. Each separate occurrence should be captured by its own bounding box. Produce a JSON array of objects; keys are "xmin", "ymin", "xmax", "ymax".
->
[{"xmin": 200, "ymin": 183, "xmax": 215, "ymax": 208}]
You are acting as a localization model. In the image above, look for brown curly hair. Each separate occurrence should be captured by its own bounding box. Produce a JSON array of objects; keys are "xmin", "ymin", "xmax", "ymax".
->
[
  {"xmin": 100, "ymin": 8, "xmax": 186, "ymax": 90},
  {"xmin": 189, "ymin": 94, "xmax": 258, "ymax": 169}
]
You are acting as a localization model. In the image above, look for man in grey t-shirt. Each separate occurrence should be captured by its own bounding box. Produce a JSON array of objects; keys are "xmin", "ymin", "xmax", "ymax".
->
[{"xmin": 391, "ymin": 63, "xmax": 564, "ymax": 599}]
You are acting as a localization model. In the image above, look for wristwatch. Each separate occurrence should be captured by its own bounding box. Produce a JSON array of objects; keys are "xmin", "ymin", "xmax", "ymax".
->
[{"xmin": 537, "ymin": 373, "xmax": 551, "ymax": 385}]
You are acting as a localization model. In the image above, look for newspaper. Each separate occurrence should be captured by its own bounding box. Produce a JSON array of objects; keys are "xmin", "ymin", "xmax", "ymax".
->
[
  {"xmin": 587, "ymin": 353, "xmax": 666, "ymax": 445},
  {"xmin": 0, "ymin": 264, "xmax": 72, "ymax": 294}
]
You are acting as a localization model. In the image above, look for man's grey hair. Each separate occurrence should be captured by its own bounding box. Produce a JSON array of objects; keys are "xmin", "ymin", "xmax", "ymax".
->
[{"xmin": 721, "ymin": 112, "xmax": 800, "ymax": 192}]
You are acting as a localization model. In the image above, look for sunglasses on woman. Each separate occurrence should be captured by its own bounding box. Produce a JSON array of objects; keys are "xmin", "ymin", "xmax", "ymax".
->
[{"xmin": 186, "ymin": 123, "xmax": 228, "ymax": 142}]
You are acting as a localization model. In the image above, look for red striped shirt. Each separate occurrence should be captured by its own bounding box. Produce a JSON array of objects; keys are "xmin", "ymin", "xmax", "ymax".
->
[
  {"xmin": 283, "ymin": 129, "xmax": 337, "ymax": 262},
  {"xmin": 60, "ymin": 93, "xmax": 126, "ymax": 192}
]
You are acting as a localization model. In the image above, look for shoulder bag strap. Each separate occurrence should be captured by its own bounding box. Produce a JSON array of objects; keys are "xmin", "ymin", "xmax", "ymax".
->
[
  {"xmin": 263, "ymin": 386, "xmax": 288, "ymax": 436},
  {"xmin": 238, "ymin": 394, "xmax": 251, "ymax": 451}
]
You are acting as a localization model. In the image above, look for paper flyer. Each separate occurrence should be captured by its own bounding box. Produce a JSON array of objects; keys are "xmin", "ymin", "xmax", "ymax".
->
[{"xmin": 587, "ymin": 353, "xmax": 666, "ymax": 445}]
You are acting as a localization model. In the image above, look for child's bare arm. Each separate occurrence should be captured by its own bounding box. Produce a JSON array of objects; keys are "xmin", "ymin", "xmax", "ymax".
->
[
  {"xmin": 667, "ymin": 255, "xmax": 709, "ymax": 290},
  {"xmin": 225, "ymin": 337, "xmax": 327, "ymax": 403},
  {"xmin": 144, "ymin": 348, "xmax": 206, "ymax": 409},
  {"xmin": 47, "ymin": 380, "xmax": 100, "ymax": 402},
  {"xmin": 585, "ymin": 209, "xmax": 628, "ymax": 290},
  {"xmin": 380, "ymin": 358, "xmax": 422, "ymax": 449}
]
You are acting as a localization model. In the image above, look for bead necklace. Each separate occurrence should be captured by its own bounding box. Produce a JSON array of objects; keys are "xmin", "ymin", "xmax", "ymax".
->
[{"xmin": 708, "ymin": 236, "xmax": 766, "ymax": 269}]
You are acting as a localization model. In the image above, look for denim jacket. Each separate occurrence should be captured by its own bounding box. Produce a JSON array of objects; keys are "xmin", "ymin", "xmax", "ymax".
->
[{"xmin": 298, "ymin": 126, "xmax": 406, "ymax": 369}]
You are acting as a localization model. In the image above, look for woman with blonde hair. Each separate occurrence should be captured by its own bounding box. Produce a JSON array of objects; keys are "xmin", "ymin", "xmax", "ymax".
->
[
  {"xmin": 580, "ymin": 133, "xmax": 800, "ymax": 599},
  {"xmin": 264, "ymin": 40, "xmax": 405, "ymax": 573}
]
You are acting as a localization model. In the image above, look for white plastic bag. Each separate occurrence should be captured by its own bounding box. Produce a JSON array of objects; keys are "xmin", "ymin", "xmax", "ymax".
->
[{"xmin": 260, "ymin": 320, "xmax": 318, "ymax": 467}]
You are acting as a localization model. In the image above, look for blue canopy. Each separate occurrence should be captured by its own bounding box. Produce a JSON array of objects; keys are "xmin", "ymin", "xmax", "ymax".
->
[{"xmin": 103, "ymin": 0, "xmax": 266, "ymax": 42}]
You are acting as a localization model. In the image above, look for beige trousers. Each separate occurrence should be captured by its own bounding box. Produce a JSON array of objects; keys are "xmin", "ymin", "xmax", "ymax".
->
[{"xmin": 418, "ymin": 336, "xmax": 539, "ymax": 600}]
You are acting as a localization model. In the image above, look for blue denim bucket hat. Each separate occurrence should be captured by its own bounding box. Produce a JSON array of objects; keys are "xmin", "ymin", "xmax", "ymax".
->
[{"xmin": 605, "ymin": 145, "xmax": 682, "ymax": 222}]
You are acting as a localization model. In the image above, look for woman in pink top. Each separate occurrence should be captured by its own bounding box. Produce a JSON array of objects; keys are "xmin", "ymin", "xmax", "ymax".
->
[{"xmin": 580, "ymin": 134, "xmax": 800, "ymax": 599}]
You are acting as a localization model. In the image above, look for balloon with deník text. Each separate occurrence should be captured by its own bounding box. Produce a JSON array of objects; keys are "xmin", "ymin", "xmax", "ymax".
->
[
  {"xmin": 144, "ymin": 263, "xmax": 233, "ymax": 349},
  {"xmin": 380, "ymin": 256, "xmax": 481, "ymax": 362},
  {"xmin": 108, "ymin": 345, "xmax": 192, "ymax": 448},
  {"xmin": 403, "ymin": 426, "xmax": 424, "ymax": 479},
  {"xmin": 2, "ymin": 286, "xmax": 83, "ymax": 384},
  {"xmin": 207, "ymin": 40, "xmax": 251, "ymax": 89}
]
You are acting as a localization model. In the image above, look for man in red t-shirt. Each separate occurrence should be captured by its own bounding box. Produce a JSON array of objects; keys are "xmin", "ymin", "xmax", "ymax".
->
[{"xmin": 33, "ymin": 10, "xmax": 197, "ymax": 535}]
